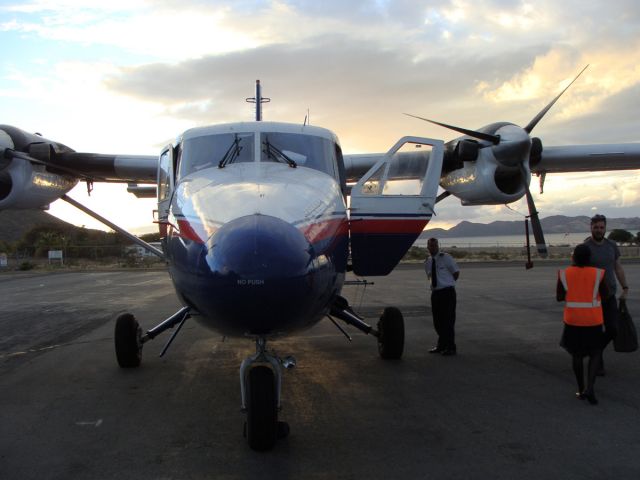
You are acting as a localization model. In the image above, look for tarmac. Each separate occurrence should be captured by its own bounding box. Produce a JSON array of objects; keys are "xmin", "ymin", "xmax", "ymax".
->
[{"xmin": 1, "ymin": 261, "xmax": 640, "ymax": 479}]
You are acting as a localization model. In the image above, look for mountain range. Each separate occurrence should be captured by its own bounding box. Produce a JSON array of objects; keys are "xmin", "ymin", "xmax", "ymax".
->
[
  {"xmin": 0, "ymin": 209, "xmax": 76, "ymax": 244},
  {"xmin": 420, "ymin": 215, "xmax": 640, "ymax": 239}
]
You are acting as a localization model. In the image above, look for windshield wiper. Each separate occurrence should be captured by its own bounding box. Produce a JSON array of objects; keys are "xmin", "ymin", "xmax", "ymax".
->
[
  {"xmin": 218, "ymin": 135, "xmax": 243, "ymax": 168},
  {"xmin": 263, "ymin": 139, "xmax": 297, "ymax": 168}
]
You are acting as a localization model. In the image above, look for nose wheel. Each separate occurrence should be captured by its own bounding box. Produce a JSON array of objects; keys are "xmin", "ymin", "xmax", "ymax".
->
[
  {"xmin": 245, "ymin": 366, "xmax": 278, "ymax": 450},
  {"xmin": 240, "ymin": 338, "xmax": 292, "ymax": 450}
]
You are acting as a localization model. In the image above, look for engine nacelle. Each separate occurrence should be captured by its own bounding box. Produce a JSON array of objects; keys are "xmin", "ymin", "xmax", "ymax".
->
[
  {"xmin": 0, "ymin": 156, "xmax": 79, "ymax": 209},
  {"xmin": 0, "ymin": 128, "xmax": 78, "ymax": 209},
  {"xmin": 440, "ymin": 146, "xmax": 528, "ymax": 205}
]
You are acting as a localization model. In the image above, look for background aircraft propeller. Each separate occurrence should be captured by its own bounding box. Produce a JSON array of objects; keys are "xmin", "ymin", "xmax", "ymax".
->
[{"xmin": 406, "ymin": 66, "xmax": 589, "ymax": 264}]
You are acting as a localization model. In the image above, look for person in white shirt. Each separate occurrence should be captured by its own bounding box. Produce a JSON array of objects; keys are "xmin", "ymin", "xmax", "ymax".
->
[{"xmin": 425, "ymin": 238, "xmax": 460, "ymax": 356}]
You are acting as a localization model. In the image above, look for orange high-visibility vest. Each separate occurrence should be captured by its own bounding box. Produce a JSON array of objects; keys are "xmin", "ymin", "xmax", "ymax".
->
[{"xmin": 558, "ymin": 266, "xmax": 605, "ymax": 326}]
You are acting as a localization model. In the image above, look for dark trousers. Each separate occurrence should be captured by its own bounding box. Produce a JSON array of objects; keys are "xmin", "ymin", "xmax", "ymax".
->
[{"xmin": 431, "ymin": 287, "xmax": 456, "ymax": 350}]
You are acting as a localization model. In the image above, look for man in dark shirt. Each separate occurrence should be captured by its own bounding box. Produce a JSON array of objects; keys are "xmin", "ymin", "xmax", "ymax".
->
[{"xmin": 583, "ymin": 214, "xmax": 630, "ymax": 374}]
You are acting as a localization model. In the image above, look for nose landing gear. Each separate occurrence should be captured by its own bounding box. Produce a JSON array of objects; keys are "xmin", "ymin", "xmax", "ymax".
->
[{"xmin": 240, "ymin": 337, "xmax": 293, "ymax": 451}]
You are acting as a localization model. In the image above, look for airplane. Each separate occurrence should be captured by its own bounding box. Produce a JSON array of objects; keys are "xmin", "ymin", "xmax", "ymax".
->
[{"xmin": 1, "ymin": 74, "xmax": 639, "ymax": 450}]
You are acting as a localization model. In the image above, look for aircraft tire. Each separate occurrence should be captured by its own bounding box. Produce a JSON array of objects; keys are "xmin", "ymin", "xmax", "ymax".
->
[
  {"xmin": 246, "ymin": 365, "xmax": 278, "ymax": 451},
  {"xmin": 377, "ymin": 307, "xmax": 404, "ymax": 359},
  {"xmin": 115, "ymin": 313, "xmax": 142, "ymax": 368}
]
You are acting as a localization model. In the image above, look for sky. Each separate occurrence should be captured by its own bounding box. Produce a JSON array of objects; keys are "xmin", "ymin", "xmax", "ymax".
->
[{"xmin": 1, "ymin": 0, "xmax": 639, "ymax": 233}]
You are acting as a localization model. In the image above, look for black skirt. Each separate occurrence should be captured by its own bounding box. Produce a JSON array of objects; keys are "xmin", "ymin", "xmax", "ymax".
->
[{"xmin": 560, "ymin": 324, "xmax": 604, "ymax": 356}]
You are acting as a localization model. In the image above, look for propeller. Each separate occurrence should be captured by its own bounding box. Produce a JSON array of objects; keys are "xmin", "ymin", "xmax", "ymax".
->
[
  {"xmin": 405, "ymin": 66, "xmax": 590, "ymax": 263},
  {"xmin": 517, "ymin": 65, "xmax": 588, "ymax": 259}
]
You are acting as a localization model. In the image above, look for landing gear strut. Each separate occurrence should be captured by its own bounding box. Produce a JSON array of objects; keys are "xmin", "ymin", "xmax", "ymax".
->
[{"xmin": 240, "ymin": 337, "xmax": 293, "ymax": 451}]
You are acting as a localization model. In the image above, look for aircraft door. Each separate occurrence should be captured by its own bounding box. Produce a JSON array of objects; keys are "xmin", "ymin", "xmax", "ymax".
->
[
  {"xmin": 157, "ymin": 147, "xmax": 174, "ymax": 237},
  {"xmin": 349, "ymin": 136, "xmax": 444, "ymax": 276}
]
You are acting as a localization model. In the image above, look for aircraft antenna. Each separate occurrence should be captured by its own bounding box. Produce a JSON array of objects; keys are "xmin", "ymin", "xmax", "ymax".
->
[{"xmin": 246, "ymin": 79, "xmax": 271, "ymax": 121}]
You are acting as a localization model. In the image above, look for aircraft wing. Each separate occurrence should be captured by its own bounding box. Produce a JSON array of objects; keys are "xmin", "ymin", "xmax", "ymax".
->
[
  {"xmin": 51, "ymin": 152, "xmax": 157, "ymax": 183},
  {"xmin": 1, "ymin": 124, "xmax": 158, "ymax": 209},
  {"xmin": 343, "ymin": 153, "xmax": 383, "ymax": 183},
  {"xmin": 532, "ymin": 143, "xmax": 640, "ymax": 173},
  {"xmin": 345, "ymin": 142, "xmax": 640, "ymax": 183}
]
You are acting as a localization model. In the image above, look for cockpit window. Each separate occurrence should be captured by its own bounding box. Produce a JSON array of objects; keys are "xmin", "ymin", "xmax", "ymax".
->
[
  {"xmin": 178, "ymin": 131, "xmax": 339, "ymax": 179},
  {"xmin": 179, "ymin": 133, "xmax": 254, "ymax": 177},
  {"xmin": 260, "ymin": 133, "xmax": 337, "ymax": 176}
]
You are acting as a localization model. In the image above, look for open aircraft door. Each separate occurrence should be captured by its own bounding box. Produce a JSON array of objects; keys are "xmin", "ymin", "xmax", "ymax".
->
[{"xmin": 349, "ymin": 136, "xmax": 444, "ymax": 276}]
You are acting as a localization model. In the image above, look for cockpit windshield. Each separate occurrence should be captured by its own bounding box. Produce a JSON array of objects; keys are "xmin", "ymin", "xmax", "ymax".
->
[
  {"xmin": 179, "ymin": 133, "xmax": 254, "ymax": 177},
  {"xmin": 260, "ymin": 133, "xmax": 337, "ymax": 176},
  {"xmin": 178, "ymin": 130, "xmax": 339, "ymax": 179}
]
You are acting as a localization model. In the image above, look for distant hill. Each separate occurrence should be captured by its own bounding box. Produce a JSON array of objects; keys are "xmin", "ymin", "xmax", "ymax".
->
[
  {"xmin": 0, "ymin": 209, "xmax": 77, "ymax": 244},
  {"xmin": 421, "ymin": 215, "xmax": 640, "ymax": 239}
]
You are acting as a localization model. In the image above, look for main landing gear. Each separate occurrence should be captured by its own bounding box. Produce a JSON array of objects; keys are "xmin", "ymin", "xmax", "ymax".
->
[
  {"xmin": 329, "ymin": 296, "xmax": 405, "ymax": 359},
  {"xmin": 114, "ymin": 306, "xmax": 191, "ymax": 368}
]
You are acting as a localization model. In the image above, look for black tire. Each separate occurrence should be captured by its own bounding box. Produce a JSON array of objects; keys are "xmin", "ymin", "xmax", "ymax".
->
[
  {"xmin": 115, "ymin": 313, "xmax": 142, "ymax": 368},
  {"xmin": 246, "ymin": 366, "xmax": 278, "ymax": 451},
  {"xmin": 377, "ymin": 307, "xmax": 404, "ymax": 359}
]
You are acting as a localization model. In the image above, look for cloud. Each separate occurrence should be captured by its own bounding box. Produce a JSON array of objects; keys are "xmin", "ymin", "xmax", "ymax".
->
[
  {"xmin": 0, "ymin": 1, "xmax": 262, "ymax": 59},
  {"xmin": 3, "ymin": 0, "xmax": 640, "ymax": 231}
]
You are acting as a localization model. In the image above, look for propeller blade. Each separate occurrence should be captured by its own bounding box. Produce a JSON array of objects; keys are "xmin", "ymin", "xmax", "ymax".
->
[
  {"xmin": 523, "ymin": 65, "xmax": 589, "ymax": 134},
  {"xmin": 403, "ymin": 113, "xmax": 501, "ymax": 145},
  {"xmin": 524, "ymin": 187, "xmax": 548, "ymax": 258},
  {"xmin": 519, "ymin": 164, "xmax": 548, "ymax": 258},
  {"xmin": 524, "ymin": 218, "xmax": 533, "ymax": 269}
]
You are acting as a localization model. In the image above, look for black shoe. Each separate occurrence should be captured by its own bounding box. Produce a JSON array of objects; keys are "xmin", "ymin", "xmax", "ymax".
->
[
  {"xmin": 441, "ymin": 349, "xmax": 457, "ymax": 356},
  {"xmin": 583, "ymin": 391, "xmax": 598, "ymax": 405},
  {"xmin": 277, "ymin": 421, "xmax": 290, "ymax": 439},
  {"xmin": 575, "ymin": 392, "xmax": 586, "ymax": 400},
  {"xmin": 429, "ymin": 346, "xmax": 443, "ymax": 353}
]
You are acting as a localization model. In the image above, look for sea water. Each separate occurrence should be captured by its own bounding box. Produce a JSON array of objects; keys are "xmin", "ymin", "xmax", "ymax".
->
[{"xmin": 414, "ymin": 232, "xmax": 592, "ymax": 249}]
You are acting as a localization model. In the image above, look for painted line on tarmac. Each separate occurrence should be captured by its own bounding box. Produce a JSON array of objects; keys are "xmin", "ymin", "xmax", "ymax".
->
[{"xmin": 0, "ymin": 338, "xmax": 111, "ymax": 359}]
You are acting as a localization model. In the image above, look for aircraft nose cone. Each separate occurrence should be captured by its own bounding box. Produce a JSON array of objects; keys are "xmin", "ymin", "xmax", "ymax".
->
[
  {"xmin": 203, "ymin": 214, "xmax": 328, "ymax": 334},
  {"xmin": 206, "ymin": 214, "xmax": 311, "ymax": 280}
]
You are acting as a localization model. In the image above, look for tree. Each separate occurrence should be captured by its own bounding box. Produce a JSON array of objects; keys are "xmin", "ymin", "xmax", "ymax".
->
[
  {"xmin": 140, "ymin": 232, "xmax": 161, "ymax": 242},
  {"xmin": 0, "ymin": 239, "xmax": 14, "ymax": 254},
  {"xmin": 608, "ymin": 229, "xmax": 634, "ymax": 244}
]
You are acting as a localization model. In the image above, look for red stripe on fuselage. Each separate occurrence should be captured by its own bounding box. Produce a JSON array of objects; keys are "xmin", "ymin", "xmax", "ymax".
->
[
  {"xmin": 300, "ymin": 217, "xmax": 349, "ymax": 245},
  {"xmin": 172, "ymin": 215, "xmax": 350, "ymax": 247},
  {"xmin": 171, "ymin": 219, "xmax": 208, "ymax": 244}
]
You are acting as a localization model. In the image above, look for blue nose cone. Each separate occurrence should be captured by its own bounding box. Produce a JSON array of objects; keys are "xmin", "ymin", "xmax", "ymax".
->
[
  {"xmin": 199, "ymin": 214, "xmax": 335, "ymax": 335},
  {"xmin": 207, "ymin": 214, "xmax": 311, "ymax": 281}
]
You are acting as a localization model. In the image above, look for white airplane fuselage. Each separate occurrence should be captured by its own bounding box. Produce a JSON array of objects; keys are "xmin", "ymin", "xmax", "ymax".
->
[{"xmin": 162, "ymin": 122, "xmax": 349, "ymax": 337}]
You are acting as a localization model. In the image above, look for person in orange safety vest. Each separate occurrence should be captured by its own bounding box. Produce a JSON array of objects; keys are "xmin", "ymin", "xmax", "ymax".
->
[{"xmin": 557, "ymin": 244, "xmax": 610, "ymax": 405}]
